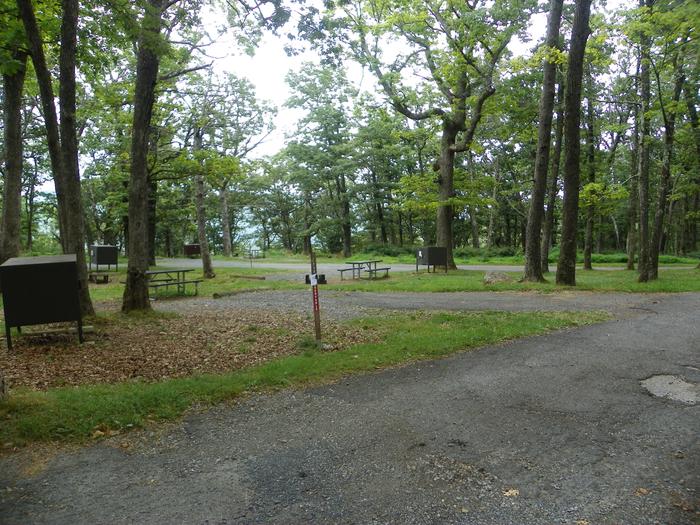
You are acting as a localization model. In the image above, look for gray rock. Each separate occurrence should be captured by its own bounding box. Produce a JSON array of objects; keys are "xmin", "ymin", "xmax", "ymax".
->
[{"xmin": 483, "ymin": 271, "xmax": 512, "ymax": 285}]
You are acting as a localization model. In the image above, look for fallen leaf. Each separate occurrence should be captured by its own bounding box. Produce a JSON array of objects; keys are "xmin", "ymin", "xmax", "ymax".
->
[{"xmin": 634, "ymin": 487, "xmax": 651, "ymax": 496}]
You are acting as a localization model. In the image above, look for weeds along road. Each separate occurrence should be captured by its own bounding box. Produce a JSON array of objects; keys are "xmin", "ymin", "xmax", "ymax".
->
[{"xmin": 1, "ymin": 293, "xmax": 698, "ymax": 524}]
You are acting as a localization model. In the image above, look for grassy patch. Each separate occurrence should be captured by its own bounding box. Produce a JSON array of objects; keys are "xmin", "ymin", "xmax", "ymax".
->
[
  {"xmin": 0, "ymin": 310, "xmax": 607, "ymax": 448},
  {"xmin": 86, "ymin": 266, "xmax": 301, "ymax": 303},
  {"xmin": 328, "ymin": 268, "xmax": 700, "ymax": 293}
]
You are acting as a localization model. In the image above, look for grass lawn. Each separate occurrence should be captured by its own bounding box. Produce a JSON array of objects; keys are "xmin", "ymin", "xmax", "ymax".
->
[
  {"xmin": 329, "ymin": 268, "xmax": 700, "ymax": 293},
  {"xmin": 0, "ymin": 309, "xmax": 607, "ymax": 448}
]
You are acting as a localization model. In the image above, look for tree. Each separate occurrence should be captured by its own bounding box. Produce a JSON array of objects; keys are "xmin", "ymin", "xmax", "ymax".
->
[
  {"xmin": 17, "ymin": 0, "xmax": 94, "ymax": 316},
  {"xmin": 522, "ymin": 0, "xmax": 564, "ymax": 282},
  {"xmin": 1, "ymin": 2, "xmax": 27, "ymax": 264},
  {"xmin": 323, "ymin": 0, "xmax": 534, "ymax": 267},
  {"xmin": 122, "ymin": 0, "xmax": 168, "ymax": 312},
  {"xmin": 555, "ymin": 0, "xmax": 593, "ymax": 286}
]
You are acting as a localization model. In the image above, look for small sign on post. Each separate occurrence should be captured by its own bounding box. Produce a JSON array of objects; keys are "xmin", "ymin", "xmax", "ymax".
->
[{"xmin": 310, "ymin": 251, "xmax": 322, "ymax": 343}]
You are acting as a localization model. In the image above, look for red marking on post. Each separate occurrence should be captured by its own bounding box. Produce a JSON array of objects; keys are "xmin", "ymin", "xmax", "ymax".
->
[{"xmin": 312, "ymin": 285, "xmax": 319, "ymax": 311}]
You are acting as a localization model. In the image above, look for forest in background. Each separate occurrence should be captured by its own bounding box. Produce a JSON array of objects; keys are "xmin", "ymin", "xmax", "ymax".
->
[{"xmin": 0, "ymin": 0, "xmax": 698, "ymax": 312}]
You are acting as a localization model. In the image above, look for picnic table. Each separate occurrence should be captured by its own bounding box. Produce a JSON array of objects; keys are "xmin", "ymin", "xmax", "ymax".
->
[
  {"xmin": 145, "ymin": 268, "xmax": 202, "ymax": 297},
  {"xmin": 338, "ymin": 260, "xmax": 391, "ymax": 280}
]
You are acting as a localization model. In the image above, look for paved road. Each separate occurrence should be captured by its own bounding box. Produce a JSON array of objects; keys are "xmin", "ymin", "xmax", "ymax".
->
[
  {"xmin": 1, "ymin": 293, "xmax": 698, "ymax": 524},
  {"xmin": 156, "ymin": 257, "xmax": 696, "ymax": 279}
]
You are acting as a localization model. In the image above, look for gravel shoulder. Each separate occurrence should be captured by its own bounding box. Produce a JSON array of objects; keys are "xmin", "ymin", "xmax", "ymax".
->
[{"xmin": 1, "ymin": 292, "xmax": 698, "ymax": 524}]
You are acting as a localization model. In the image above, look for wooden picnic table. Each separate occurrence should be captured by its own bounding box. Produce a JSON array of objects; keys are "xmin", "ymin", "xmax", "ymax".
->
[
  {"xmin": 145, "ymin": 268, "xmax": 201, "ymax": 297},
  {"xmin": 339, "ymin": 260, "xmax": 390, "ymax": 280}
]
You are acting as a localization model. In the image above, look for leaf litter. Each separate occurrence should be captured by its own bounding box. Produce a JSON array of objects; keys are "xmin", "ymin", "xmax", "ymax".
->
[{"xmin": 0, "ymin": 307, "xmax": 377, "ymax": 390}]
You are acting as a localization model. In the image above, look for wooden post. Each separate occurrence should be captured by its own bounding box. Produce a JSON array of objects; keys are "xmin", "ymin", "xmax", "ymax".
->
[{"xmin": 310, "ymin": 251, "xmax": 322, "ymax": 343}]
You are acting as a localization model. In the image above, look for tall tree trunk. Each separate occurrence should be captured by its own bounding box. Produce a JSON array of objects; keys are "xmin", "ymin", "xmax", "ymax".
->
[
  {"xmin": 220, "ymin": 187, "xmax": 233, "ymax": 257},
  {"xmin": 469, "ymin": 207, "xmax": 480, "ymax": 249},
  {"xmin": 555, "ymin": 0, "xmax": 592, "ymax": 286},
  {"xmin": 682, "ymin": 81, "xmax": 700, "ymax": 261},
  {"xmin": 122, "ymin": 0, "xmax": 165, "ymax": 312},
  {"xmin": 26, "ymin": 162, "xmax": 37, "ymax": 252},
  {"xmin": 147, "ymin": 176, "xmax": 157, "ymax": 266},
  {"xmin": 437, "ymin": 122, "xmax": 458, "ymax": 268},
  {"xmin": 59, "ymin": 0, "xmax": 93, "ymax": 316},
  {"xmin": 16, "ymin": 0, "xmax": 68, "ymax": 243},
  {"xmin": 335, "ymin": 174, "xmax": 352, "ymax": 257},
  {"xmin": 583, "ymin": 71, "xmax": 596, "ymax": 270},
  {"xmin": 541, "ymin": 75, "xmax": 565, "ymax": 273},
  {"xmin": 626, "ymin": 101, "xmax": 640, "ymax": 270},
  {"xmin": 18, "ymin": 0, "xmax": 94, "ymax": 315},
  {"xmin": 648, "ymin": 52, "xmax": 685, "ymax": 279},
  {"xmin": 487, "ymin": 159, "xmax": 499, "ymax": 250},
  {"xmin": 523, "ymin": 0, "xmax": 563, "ymax": 282},
  {"xmin": 636, "ymin": 0, "xmax": 653, "ymax": 282},
  {"xmin": 1, "ymin": 50, "xmax": 27, "ymax": 264},
  {"xmin": 193, "ymin": 129, "xmax": 215, "ymax": 278}
]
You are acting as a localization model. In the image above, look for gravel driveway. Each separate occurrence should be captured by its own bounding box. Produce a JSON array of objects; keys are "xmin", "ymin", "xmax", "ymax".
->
[
  {"xmin": 1, "ymin": 292, "xmax": 698, "ymax": 524},
  {"xmin": 154, "ymin": 289, "xmax": 669, "ymax": 320}
]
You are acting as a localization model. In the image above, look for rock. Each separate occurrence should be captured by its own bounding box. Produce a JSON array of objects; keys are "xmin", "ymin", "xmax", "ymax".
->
[{"xmin": 483, "ymin": 271, "xmax": 512, "ymax": 285}]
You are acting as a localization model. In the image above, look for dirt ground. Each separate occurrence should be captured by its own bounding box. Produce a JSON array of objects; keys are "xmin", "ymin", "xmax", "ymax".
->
[{"xmin": 0, "ymin": 304, "xmax": 375, "ymax": 390}]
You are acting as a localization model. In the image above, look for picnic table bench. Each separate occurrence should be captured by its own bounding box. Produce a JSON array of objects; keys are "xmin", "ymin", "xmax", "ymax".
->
[
  {"xmin": 338, "ymin": 260, "xmax": 391, "ymax": 280},
  {"xmin": 145, "ymin": 268, "xmax": 202, "ymax": 298}
]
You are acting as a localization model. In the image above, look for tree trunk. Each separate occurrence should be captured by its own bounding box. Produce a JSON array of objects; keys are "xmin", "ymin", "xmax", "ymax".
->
[
  {"xmin": 541, "ymin": 75, "xmax": 565, "ymax": 273},
  {"xmin": 147, "ymin": 176, "xmax": 157, "ymax": 266},
  {"xmin": 555, "ymin": 0, "xmax": 592, "ymax": 286},
  {"xmin": 59, "ymin": 0, "xmax": 93, "ymax": 316},
  {"xmin": 487, "ymin": 158, "xmax": 500, "ymax": 250},
  {"xmin": 469, "ymin": 207, "xmax": 480, "ymax": 249},
  {"xmin": 636, "ymin": 0, "xmax": 653, "ymax": 282},
  {"xmin": 437, "ymin": 122, "xmax": 459, "ymax": 268},
  {"xmin": 1, "ymin": 50, "xmax": 27, "ymax": 264},
  {"xmin": 122, "ymin": 0, "xmax": 165, "ymax": 312},
  {"xmin": 193, "ymin": 130, "xmax": 215, "ymax": 278},
  {"xmin": 648, "ymin": 53, "xmax": 685, "ymax": 280},
  {"xmin": 26, "ymin": 163, "xmax": 37, "ymax": 252},
  {"xmin": 221, "ymin": 187, "xmax": 232, "ymax": 257},
  {"xmin": 336, "ymin": 175, "xmax": 352, "ymax": 257},
  {"xmin": 626, "ymin": 96, "xmax": 640, "ymax": 270},
  {"xmin": 523, "ymin": 0, "xmax": 563, "ymax": 282},
  {"xmin": 583, "ymin": 72, "xmax": 596, "ymax": 271},
  {"xmin": 16, "ymin": 0, "xmax": 68, "ymax": 243}
]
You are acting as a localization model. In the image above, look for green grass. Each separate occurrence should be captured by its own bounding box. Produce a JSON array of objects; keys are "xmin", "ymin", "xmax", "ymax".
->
[
  {"xmin": 234, "ymin": 249, "xmax": 699, "ymax": 266},
  {"xmin": 0, "ymin": 310, "xmax": 607, "ymax": 447},
  {"xmin": 86, "ymin": 265, "xmax": 302, "ymax": 303},
  {"xmin": 327, "ymin": 268, "xmax": 700, "ymax": 293}
]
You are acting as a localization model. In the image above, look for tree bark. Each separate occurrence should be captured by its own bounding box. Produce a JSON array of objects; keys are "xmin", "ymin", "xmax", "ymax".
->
[
  {"xmin": 555, "ymin": 0, "xmax": 592, "ymax": 286},
  {"xmin": 147, "ymin": 176, "xmax": 157, "ymax": 266},
  {"xmin": 626, "ymin": 100, "xmax": 640, "ymax": 270},
  {"xmin": 541, "ymin": 75, "xmax": 565, "ymax": 273},
  {"xmin": 193, "ymin": 129, "xmax": 215, "ymax": 278},
  {"xmin": 636, "ymin": 0, "xmax": 653, "ymax": 282},
  {"xmin": 436, "ymin": 122, "xmax": 459, "ymax": 268},
  {"xmin": 1, "ymin": 50, "xmax": 27, "ymax": 264},
  {"xmin": 122, "ymin": 0, "xmax": 165, "ymax": 312},
  {"xmin": 59, "ymin": 0, "xmax": 94, "ymax": 316},
  {"xmin": 583, "ymin": 72, "xmax": 596, "ymax": 271},
  {"xmin": 220, "ymin": 187, "xmax": 233, "ymax": 257},
  {"xmin": 16, "ymin": 0, "xmax": 68, "ymax": 243},
  {"xmin": 648, "ymin": 52, "xmax": 685, "ymax": 279},
  {"xmin": 523, "ymin": 0, "xmax": 563, "ymax": 282}
]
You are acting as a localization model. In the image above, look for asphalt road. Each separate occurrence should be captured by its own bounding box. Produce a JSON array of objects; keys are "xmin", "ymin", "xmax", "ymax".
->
[{"xmin": 1, "ymin": 292, "xmax": 698, "ymax": 524}]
